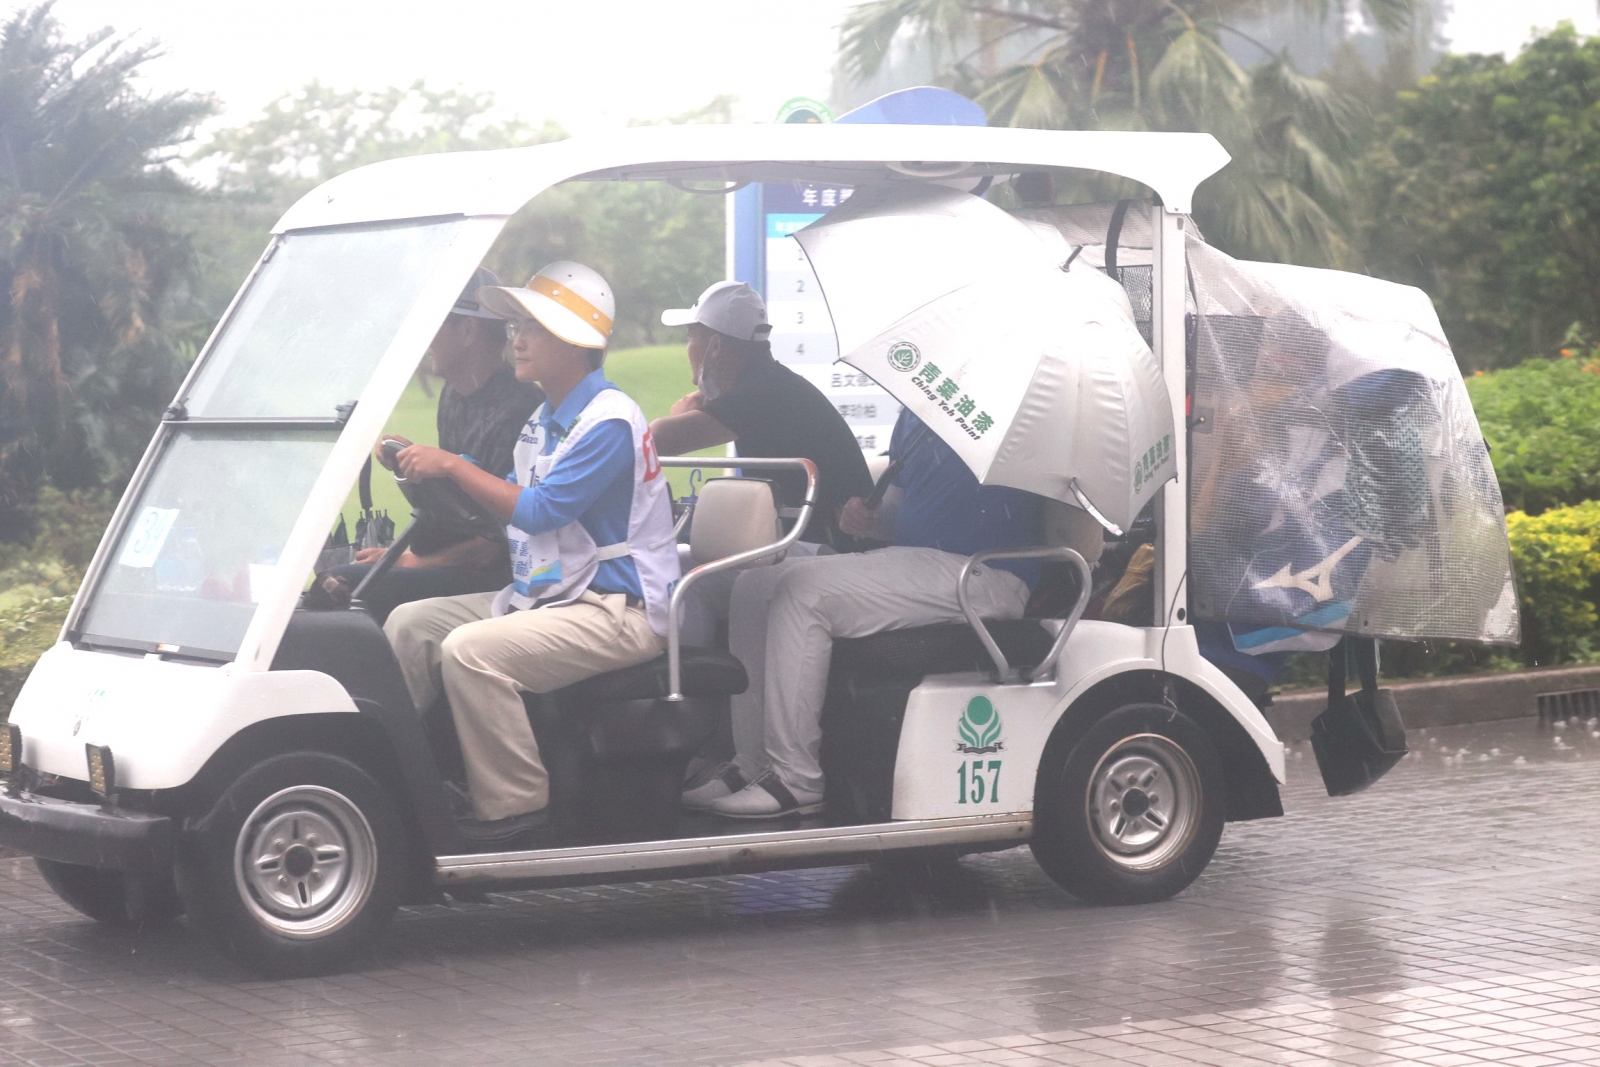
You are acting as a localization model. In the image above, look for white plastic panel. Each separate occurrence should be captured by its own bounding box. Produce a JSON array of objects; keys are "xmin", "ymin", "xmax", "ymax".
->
[
  {"xmin": 274, "ymin": 125, "xmax": 1230, "ymax": 233},
  {"xmin": 9, "ymin": 644, "xmax": 357, "ymax": 790},
  {"xmin": 891, "ymin": 621, "xmax": 1284, "ymax": 821}
]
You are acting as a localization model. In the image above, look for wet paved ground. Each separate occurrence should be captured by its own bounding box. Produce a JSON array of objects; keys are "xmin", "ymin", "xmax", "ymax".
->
[{"xmin": 3, "ymin": 715, "xmax": 1600, "ymax": 1066}]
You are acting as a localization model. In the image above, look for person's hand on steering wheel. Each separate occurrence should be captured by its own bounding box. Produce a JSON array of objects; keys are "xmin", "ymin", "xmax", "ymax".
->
[
  {"xmin": 375, "ymin": 435, "xmax": 413, "ymax": 471},
  {"xmin": 395, "ymin": 444, "xmax": 462, "ymax": 481}
]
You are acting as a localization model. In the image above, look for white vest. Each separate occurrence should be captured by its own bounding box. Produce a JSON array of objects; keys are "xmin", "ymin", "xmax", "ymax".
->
[{"xmin": 493, "ymin": 388, "xmax": 680, "ymax": 634}]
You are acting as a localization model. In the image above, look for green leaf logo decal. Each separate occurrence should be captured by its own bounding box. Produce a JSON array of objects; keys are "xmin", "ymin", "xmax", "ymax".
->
[
  {"xmin": 957, "ymin": 696, "xmax": 1003, "ymax": 753},
  {"xmin": 887, "ymin": 341, "xmax": 921, "ymax": 373}
]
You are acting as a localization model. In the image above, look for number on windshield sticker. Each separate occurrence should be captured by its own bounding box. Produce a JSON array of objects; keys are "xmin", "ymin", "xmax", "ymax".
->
[{"xmin": 957, "ymin": 760, "xmax": 1001, "ymax": 804}]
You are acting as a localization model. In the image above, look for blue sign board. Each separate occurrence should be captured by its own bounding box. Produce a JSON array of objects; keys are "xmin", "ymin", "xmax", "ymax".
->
[{"xmin": 728, "ymin": 87, "xmax": 986, "ymax": 454}]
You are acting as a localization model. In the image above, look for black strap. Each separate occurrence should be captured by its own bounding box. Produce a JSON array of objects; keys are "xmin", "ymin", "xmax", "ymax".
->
[
  {"xmin": 1327, "ymin": 636, "xmax": 1379, "ymax": 706},
  {"xmin": 359, "ymin": 455, "xmax": 374, "ymax": 513},
  {"xmin": 865, "ymin": 423, "xmax": 931, "ymax": 508},
  {"xmin": 1105, "ymin": 198, "xmax": 1134, "ymax": 285},
  {"xmin": 758, "ymin": 774, "xmax": 800, "ymax": 811}
]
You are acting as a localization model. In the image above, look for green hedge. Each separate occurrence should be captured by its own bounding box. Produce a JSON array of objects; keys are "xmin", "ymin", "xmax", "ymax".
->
[
  {"xmin": 1466, "ymin": 353, "xmax": 1600, "ymax": 515},
  {"xmin": 0, "ymin": 595, "xmax": 71, "ymax": 720}
]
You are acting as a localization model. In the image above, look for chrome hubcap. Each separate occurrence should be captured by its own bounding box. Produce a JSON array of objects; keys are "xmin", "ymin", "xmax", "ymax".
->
[
  {"xmin": 234, "ymin": 786, "xmax": 376, "ymax": 939},
  {"xmin": 1086, "ymin": 733, "xmax": 1201, "ymax": 871}
]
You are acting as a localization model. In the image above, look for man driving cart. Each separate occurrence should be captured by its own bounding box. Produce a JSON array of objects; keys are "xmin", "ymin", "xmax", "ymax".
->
[
  {"xmin": 384, "ymin": 262, "xmax": 680, "ymax": 844},
  {"xmin": 315, "ymin": 267, "xmax": 543, "ymax": 622}
]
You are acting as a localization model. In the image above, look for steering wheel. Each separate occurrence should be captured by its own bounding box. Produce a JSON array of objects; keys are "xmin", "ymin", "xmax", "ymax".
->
[{"xmin": 380, "ymin": 438, "xmax": 503, "ymax": 538}]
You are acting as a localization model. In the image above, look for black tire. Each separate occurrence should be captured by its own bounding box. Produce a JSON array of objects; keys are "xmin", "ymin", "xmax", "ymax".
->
[
  {"xmin": 35, "ymin": 858, "xmax": 184, "ymax": 930},
  {"xmin": 1031, "ymin": 703, "xmax": 1225, "ymax": 905},
  {"xmin": 175, "ymin": 751, "xmax": 406, "ymax": 978}
]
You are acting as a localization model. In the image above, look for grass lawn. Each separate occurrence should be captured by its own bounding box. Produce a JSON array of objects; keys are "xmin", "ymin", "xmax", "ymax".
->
[{"xmin": 337, "ymin": 343, "xmax": 712, "ymax": 532}]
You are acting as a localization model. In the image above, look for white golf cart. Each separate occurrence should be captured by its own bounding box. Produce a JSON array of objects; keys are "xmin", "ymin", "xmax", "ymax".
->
[{"xmin": 0, "ymin": 123, "xmax": 1515, "ymax": 977}]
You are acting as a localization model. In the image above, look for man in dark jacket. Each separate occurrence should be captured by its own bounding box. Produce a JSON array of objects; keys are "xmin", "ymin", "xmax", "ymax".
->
[{"xmin": 317, "ymin": 267, "xmax": 543, "ymax": 622}]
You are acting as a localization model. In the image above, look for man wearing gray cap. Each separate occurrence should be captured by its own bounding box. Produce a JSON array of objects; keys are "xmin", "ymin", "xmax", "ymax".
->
[
  {"xmin": 655, "ymin": 281, "xmax": 873, "ymax": 812},
  {"xmin": 653, "ymin": 281, "xmax": 871, "ymax": 540},
  {"xmin": 314, "ymin": 266, "xmax": 544, "ymax": 621}
]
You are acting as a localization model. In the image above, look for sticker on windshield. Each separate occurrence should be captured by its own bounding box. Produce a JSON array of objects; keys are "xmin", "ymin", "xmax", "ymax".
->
[{"xmin": 118, "ymin": 506, "xmax": 179, "ymax": 569}]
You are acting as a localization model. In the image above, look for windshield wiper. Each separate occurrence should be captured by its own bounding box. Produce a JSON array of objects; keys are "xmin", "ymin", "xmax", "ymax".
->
[
  {"xmin": 160, "ymin": 399, "xmax": 356, "ymax": 430},
  {"xmin": 75, "ymin": 634, "xmax": 235, "ymax": 665}
]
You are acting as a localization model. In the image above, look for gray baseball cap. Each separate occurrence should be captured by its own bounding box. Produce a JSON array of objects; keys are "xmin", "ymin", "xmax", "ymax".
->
[{"xmin": 661, "ymin": 281, "xmax": 771, "ymax": 341}]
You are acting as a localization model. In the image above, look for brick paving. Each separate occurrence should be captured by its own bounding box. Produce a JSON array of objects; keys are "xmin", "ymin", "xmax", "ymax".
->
[{"xmin": 0, "ymin": 715, "xmax": 1598, "ymax": 1065}]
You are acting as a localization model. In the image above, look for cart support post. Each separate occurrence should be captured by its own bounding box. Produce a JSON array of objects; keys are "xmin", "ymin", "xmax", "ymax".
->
[{"xmin": 1150, "ymin": 204, "xmax": 1188, "ymax": 627}]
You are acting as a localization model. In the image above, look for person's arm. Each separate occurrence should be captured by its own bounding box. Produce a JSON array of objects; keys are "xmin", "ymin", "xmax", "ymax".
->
[
  {"xmin": 668, "ymin": 390, "xmax": 705, "ymax": 416},
  {"xmin": 649, "ymin": 409, "xmax": 736, "ymax": 456},
  {"xmin": 395, "ymin": 445, "xmax": 522, "ymax": 520},
  {"xmin": 353, "ymin": 535, "xmax": 501, "ymax": 569},
  {"xmin": 507, "ymin": 420, "xmax": 634, "ymax": 535},
  {"xmin": 396, "ymin": 422, "xmax": 634, "ymax": 535}
]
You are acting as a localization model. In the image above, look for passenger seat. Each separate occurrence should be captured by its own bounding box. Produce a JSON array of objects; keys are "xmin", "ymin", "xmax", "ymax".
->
[
  {"xmin": 525, "ymin": 476, "xmax": 783, "ymax": 841},
  {"xmin": 821, "ymin": 500, "xmax": 1104, "ymax": 823}
]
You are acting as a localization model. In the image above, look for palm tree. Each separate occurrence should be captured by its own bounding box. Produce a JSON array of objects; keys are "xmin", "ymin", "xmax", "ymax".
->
[
  {"xmin": 0, "ymin": 4, "xmax": 210, "ymax": 517},
  {"xmin": 839, "ymin": 0, "xmax": 1427, "ymax": 264}
]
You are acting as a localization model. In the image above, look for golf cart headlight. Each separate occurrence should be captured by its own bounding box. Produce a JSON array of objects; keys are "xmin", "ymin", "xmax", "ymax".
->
[
  {"xmin": 0, "ymin": 724, "xmax": 18, "ymax": 775},
  {"xmin": 85, "ymin": 744, "xmax": 115, "ymax": 797}
]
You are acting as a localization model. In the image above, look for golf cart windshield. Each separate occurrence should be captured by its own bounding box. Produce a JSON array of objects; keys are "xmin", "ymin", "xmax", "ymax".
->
[{"xmin": 75, "ymin": 217, "xmax": 468, "ymax": 659}]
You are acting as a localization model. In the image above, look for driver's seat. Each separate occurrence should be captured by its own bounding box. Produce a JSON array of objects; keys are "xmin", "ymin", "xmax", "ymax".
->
[{"xmin": 525, "ymin": 476, "xmax": 779, "ymax": 841}]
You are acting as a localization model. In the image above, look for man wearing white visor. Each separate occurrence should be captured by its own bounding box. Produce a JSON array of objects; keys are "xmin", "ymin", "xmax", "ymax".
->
[
  {"xmin": 652, "ymin": 281, "xmax": 872, "ymax": 811},
  {"xmin": 384, "ymin": 261, "xmax": 680, "ymax": 845}
]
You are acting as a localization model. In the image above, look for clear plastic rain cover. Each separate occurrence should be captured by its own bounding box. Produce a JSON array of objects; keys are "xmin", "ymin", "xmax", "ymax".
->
[{"xmin": 1014, "ymin": 201, "xmax": 1519, "ymax": 646}]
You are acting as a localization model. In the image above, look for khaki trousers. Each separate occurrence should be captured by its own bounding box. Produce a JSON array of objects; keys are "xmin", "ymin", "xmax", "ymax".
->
[{"xmin": 384, "ymin": 590, "xmax": 663, "ymax": 821}]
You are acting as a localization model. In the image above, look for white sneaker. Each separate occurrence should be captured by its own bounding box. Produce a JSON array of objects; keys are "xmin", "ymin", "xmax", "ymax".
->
[
  {"xmin": 681, "ymin": 766, "xmax": 748, "ymax": 811},
  {"xmin": 708, "ymin": 774, "xmax": 824, "ymax": 819}
]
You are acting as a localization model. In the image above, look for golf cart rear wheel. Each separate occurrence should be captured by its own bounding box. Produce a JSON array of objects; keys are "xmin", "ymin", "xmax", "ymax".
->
[
  {"xmin": 175, "ymin": 752, "xmax": 405, "ymax": 977},
  {"xmin": 1031, "ymin": 703, "xmax": 1225, "ymax": 905},
  {"xmin": 35, "ymin": 859, "xmax": 183, "ymax": 930}
]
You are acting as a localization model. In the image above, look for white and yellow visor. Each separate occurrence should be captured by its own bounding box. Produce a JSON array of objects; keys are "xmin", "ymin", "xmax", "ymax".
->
[{"xmin": 478, "ymin": 260, "xmax": 615, "ymax": 349}]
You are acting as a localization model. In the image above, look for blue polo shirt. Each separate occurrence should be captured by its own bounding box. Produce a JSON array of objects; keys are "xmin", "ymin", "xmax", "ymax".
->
[
  {"xmin": 507, "ymin": 368, "xmax": 643, "ymax": 599},
  {"xmin": 888, "ymin": 410, "xmax": 1043, "ymax": 587}
]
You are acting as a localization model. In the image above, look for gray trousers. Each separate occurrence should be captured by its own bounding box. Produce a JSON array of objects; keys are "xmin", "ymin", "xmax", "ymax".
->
[{"xmin": 686, "ymin": 546, "xmax": 1028, "ymax": 798}]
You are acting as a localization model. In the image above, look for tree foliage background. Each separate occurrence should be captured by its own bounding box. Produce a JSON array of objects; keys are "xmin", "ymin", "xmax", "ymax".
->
[
  {"xmin": 839, "ymin": 0, "xmax": 1433, "ymax": 266},
  {"xmin": 0, "ymin": 4, "xmax": 209, "ymax": 529},
  {"xmin": 1360, "ymin": 26, "xmax": 1600, "ymax": 371}
]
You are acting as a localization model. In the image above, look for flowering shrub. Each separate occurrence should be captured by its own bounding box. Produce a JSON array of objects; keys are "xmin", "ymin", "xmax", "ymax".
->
[{"xmin": 1505, "ymin": 501, "xmax": 1600, "ymax": 666}]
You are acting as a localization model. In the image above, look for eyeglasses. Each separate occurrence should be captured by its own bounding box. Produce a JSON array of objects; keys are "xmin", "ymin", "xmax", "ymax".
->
[{"xmin": 509, "ymin": 318, "xmax": 547, "ymax": 339}]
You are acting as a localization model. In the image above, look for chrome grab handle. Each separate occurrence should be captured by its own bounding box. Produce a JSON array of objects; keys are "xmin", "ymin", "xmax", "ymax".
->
[
  {"xmin": 957, "ymin": 546, "xmax": 1093, "ymax": 685},
  {"xmin": 658, "ymin": 456, "xmax": 818, "ymax": 701}
]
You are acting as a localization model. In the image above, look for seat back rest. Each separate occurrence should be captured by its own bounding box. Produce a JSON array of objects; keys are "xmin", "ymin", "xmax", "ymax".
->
[
  {"xmin": 1043, "ymin": 499, "xmax": 1105, "ymax": 563},
  {"xmin": 689, "ymin": 477, "xmax": 781, "ymax": 568}
]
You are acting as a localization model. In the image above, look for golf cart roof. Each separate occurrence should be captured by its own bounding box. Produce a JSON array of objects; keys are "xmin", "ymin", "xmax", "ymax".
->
[{"xmin": 274, "ymin": 123, "xmax": 1231, "ymax": 233}]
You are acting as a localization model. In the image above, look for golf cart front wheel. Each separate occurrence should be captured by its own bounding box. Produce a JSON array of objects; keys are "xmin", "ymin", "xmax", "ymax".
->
[
  {"xmin": 1031, "ymin": 703, "xmax": 1225, "ymax": 905},
  {"xmin": 175, "ymin": 751, "xmax": 405, "ymax": 977}
]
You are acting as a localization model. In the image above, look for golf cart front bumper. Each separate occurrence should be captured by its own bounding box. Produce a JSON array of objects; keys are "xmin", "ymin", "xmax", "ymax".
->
[{"xmin": 0, "ymin": 789, "xmax": 174, "ymax": 872}]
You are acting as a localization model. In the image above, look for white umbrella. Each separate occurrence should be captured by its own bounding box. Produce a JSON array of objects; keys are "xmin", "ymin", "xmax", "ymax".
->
[{"xmin": 795, "ymin": 185, "xmax": 1175, "ymax": 533}]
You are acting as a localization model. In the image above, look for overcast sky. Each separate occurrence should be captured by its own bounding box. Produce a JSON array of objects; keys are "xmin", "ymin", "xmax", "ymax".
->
[{"xmin": 29, "ymin": 0, "xmax": 1600, "ymax": 133}]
